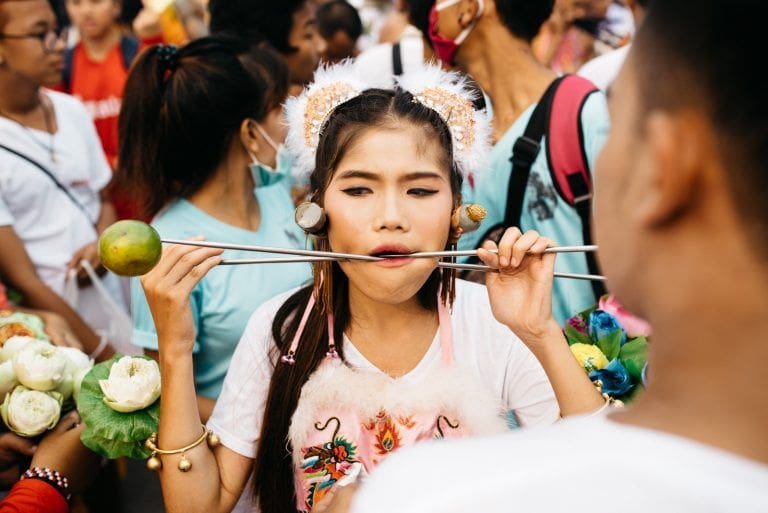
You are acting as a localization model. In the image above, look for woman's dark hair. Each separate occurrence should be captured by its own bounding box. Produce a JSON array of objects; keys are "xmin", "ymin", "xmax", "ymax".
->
[
  {"xmin": 252, "ymin": 88, "xmax": 462, "ymax": 513},
  {"xmin": 116, "ymin": 35, "xmax": 289, "ymax": 218}
]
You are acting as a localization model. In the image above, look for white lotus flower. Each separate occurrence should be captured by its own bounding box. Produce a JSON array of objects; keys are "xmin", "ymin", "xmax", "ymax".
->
[
  {"xmin": 0, "ymin": 361, "xmax": 18, "ymax": 397},
  {"xmin": 13, "ymin": 341, "xmax": 66, "ymax": 392},
  {"xmin": 1, "ymin": 386, "xmax": 62, "ymax": 437},
  {"xmin": 71, "ymin": 366, "xmax": 91, "ymax": 402},
  {"xmin": 0, "ymin": 336, "xmax": 36, "ymax": 363},
  {"xmin": 99, "ymin": 356, "xmax": 160, "ymax": 413},
  {"xmin": 55, "ymin": 347, "xmax": 94, "ymax": 400}
]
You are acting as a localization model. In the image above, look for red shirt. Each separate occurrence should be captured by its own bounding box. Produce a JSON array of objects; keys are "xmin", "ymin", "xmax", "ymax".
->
[
  {"xmin": 0, "ymin": 281, "xmax": 9, "ymax": 310},
  {"xmin": 70, "ymin": 41, "xmax": 126, "ymax": 168},
  {"xmin": 0, "ymin": 479, "xmax": 68, "ymax": 513},
  {"xmin": 67, "ymin": 39, "xmax": 146, "ymax": 220}
]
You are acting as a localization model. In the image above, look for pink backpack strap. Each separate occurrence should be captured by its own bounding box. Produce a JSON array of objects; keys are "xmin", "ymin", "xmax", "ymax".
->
[{"xmin": 546, "ymin": 74, "xmax": 598, "ymax": 206}]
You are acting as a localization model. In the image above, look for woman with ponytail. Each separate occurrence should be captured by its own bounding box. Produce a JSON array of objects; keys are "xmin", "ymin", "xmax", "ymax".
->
[
  {"xmin": 118, "ymin": 35, "xmax": 310, "ymax": 422},
  {"xmin": 139, "ymin": 62, "xmax": 606, "ymax": 513}
]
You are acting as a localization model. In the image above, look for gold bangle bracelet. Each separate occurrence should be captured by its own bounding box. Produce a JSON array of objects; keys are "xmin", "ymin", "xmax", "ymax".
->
[{"xmin": 145, "ymin": 425, "xmax": 220, "ymax": 472}]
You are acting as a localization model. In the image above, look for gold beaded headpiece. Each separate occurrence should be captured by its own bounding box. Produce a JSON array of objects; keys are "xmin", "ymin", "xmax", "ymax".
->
[{"xmin": 284, "ymin": 61, "xmax": 491, "ymax": 179}]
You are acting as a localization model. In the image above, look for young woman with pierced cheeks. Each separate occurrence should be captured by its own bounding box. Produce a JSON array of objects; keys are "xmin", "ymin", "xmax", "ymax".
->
[{"xmin": 138, "ymin": 63, "xmax": 605, "ymax": 513}]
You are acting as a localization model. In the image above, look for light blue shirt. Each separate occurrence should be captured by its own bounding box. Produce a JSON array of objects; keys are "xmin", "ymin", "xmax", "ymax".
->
[
  {"xmin": 131, "ymin": 183, "xmax": 311, "ymax": 398},
  {"xmin": 460, "ymin": 93, "xmax": 611, "ymax": 324}
]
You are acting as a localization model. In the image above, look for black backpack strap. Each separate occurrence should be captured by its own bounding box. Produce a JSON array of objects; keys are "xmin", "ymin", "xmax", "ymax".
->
[
  {"xmin": 0, "ymin": 143, "xmax": 96, "ymax": 227},
  {"xmin": 569, "ymin": 173, "xmax": 606, "ymax": 298},
  {"xmin": 119, "ymin": 35, "xmax": 140, "ymax": 70},
  {"xmin": 504, "ymin": 76, "xmax": 565, "ymax": 229},
  {"xmin": 62, "ymin": 47, "xmax": 74, "ymax": 92},
  {"xmin": 392, "ymin": 42, "xmax": 403, "ymax": 76}
]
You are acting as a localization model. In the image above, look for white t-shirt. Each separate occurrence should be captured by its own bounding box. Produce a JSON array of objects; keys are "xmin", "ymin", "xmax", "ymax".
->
[
  {"xmin": 352, "ymin": 414, "xmax": 768, "ymax": 513},
  {"xmin": 208, "ymin": 280, "xmax": 559, "ymax": 510},
  {"xmin": 578, "ymin": 44, "xmax": 631, "ymax": 91},
  {"xmin": 0, "ymin": 89, "xmax": 111, "ymax": 294},
  {"xmin": 0, "ymin": 90, "xmax": 128, "ymax": 335},
  {"xmin": 354, "ymin": 25, "xmax": 426, "ymax": 84}
]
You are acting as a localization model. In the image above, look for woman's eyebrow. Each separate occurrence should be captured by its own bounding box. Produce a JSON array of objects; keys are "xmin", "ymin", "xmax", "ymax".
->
[
  {"xmin": 336, "ymin": 170, "xmax": 379, "ymax": 181},
  {"xmin": 401, "ymin": 171, "xmax": 445, "ymax": 182}
]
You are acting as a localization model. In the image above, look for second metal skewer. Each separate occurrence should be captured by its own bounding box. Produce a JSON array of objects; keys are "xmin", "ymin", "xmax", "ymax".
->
[
  {"xmin": 163, "ymin": 238, "xmax": 597, "ymax": 262},
  {"xmin": 218, "ymin": 257, "xmax": 605, "ymax": 282}
]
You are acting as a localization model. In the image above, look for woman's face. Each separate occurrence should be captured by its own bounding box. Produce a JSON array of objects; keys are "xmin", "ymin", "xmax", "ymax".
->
[{"xmin": 323, "ymin": 123, "xmax": 454, "ymax": 305}]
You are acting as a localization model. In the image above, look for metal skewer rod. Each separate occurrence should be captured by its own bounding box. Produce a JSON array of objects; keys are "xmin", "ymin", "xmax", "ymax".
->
[
  {"xmin": 218, "ymin": 257, "xmax": 605, "ymax": 282},
  {"xmin": 161, "ymin": 238, "xmax": 381, "ymax": 262},
  {"xmin": 219, "ymin": 256, "xmax": 335, "ymax": 265},
  {"xmin": 381, "ymin": 245, "xmax": 598, "ymax": 259},
  {"xmin": 438, "ymin": 261, "xmax": 606, "ymax": 281},
  {"xmin": 163, "ymin": 238, "xmax": 598, "ymax": 262}
]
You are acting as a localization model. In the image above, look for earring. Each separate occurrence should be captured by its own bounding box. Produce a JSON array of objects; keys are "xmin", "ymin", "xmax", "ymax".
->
[
  {"xmin": 295, "ymin": 202, "xmax": 327, "ymax": 234},
  {"xmin": 451, "ymin": 203, "xmax": 487, "ymax": 236}
]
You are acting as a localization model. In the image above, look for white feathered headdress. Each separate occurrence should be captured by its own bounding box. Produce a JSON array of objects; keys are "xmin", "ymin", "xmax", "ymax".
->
[{"xmin": 284, "ymin": 60, "xmax": 491, "ymax": 180}]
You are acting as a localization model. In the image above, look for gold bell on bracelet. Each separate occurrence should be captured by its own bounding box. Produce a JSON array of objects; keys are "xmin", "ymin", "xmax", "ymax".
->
[
  {"xmin": 178, "ymin": 455, "xmax": 192, "ymax": 472},
  {"xmin": 144, "ymin": 426, "xmax": 220, "ymax": 473},
  {"xmin": 146, "ymin": 454, "xmax": 162, "ymax": 471}
]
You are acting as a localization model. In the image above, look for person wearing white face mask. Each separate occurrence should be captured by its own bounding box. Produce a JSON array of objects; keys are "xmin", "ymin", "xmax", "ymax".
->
[{"xmin": 116, "ymin": 37, "xmax": 311, "ymax": 424}]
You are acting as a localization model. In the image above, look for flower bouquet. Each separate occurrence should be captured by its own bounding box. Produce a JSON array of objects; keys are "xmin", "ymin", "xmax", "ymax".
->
[
  {"xmin": 565, "ymin": 296, "xmax": 650, "ymax": 402},
  {"xmin": 75, "ymin": 355, "xmax": 161, "ymax": 459},
  {"xmin": 0, "ymin": 315, "xmax": 93, "ymax": 437}
]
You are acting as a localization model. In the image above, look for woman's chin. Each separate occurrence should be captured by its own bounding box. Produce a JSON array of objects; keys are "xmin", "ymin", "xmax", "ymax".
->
[{"xmin": 344, "ymin": 263, "xmax": 435, "ymax": 304}]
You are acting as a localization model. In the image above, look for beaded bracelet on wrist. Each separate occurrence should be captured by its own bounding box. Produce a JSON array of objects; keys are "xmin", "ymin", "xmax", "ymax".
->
[{"xmin": 21, "ymin": 467, "xmax": 71, "ymax": 501}]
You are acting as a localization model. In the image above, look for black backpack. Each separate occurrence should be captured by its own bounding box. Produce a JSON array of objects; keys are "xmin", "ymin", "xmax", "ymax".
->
[{"xmin": 470, "ymin": 74, "xmax": 607, "ymax": 299}]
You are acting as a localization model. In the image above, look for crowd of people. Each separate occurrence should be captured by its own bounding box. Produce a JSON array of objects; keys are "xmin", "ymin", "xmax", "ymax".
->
[{"xmin": 0, "ymin": 0, "xmax": 766, "ymax": 512}]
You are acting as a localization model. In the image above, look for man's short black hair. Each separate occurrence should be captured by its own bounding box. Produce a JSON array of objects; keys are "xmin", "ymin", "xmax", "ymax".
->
[
  {"xmin": 208, "ymin": 0, "xmax": 307, "ymax": 53},
  {"xmin": 635, "ymin": 0, "xmax": 767, "ymax": 255},
  {"xmin": 317, "ymin": 0, "xmax": 362, "ymax": 41},
  {"xmin": 494, "ymin": 0, "xmax": 555, "ymax": 42}
]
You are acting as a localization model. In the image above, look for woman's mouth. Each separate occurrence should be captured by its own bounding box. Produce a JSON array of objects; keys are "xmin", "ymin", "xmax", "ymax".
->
[{"xmin": 369, "ymin": 244, "xmax": 415, "ymax": 268}]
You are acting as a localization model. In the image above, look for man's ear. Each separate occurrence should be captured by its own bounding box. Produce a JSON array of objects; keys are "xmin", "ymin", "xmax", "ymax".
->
[
  {"xmin": 240, "ymin": 118, "xmax": 260, "ymax": 156},
  {"xmin": 638, "ymin": 110, "xmax": 709, "ymax": 227}
]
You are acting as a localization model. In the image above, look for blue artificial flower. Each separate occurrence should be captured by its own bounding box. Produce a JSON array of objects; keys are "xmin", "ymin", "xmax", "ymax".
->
[
  {"xmin": 589, "ymin": 359, "xmax": 634, "ymax": 397},
  {"xmin": 589, "ymin": 310, "xmax": 627, "ymax": 346}
]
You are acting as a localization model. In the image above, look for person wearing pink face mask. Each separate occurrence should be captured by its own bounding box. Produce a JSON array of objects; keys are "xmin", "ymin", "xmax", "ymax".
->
[{"xmin": 425, "ymin": 0, "xmax": 612, "ymax": 325}]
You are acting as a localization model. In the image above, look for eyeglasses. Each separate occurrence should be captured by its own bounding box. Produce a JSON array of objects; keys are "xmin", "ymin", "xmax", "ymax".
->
[{"xmin": 0, "ymin": 26, "xmax": 69, "ymax": 53}]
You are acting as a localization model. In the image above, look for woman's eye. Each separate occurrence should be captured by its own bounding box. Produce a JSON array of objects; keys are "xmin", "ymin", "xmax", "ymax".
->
[
  {"xmin": 341, "ymin": 187, "xmax": 371, "ymax": 196},
  {"xmin": 408, "ymin": 188, "xmax": 438, "ymax": 197}
]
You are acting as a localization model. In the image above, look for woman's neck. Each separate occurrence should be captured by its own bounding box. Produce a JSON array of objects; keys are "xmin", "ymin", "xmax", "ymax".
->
[
  {"xmin": 187, "ymin": 152, "xmax": 260, "ymax": 231},
  {"xmin": 82, "ymin": 25, "xmax": 123, "ymax": 62},
  {"xmin": 345, "ymin": 283, "xmax": 440, "ymax": 378},
  {"xmin": 459, "ymin": 25, "xmax": 556, "ymax": 142}
]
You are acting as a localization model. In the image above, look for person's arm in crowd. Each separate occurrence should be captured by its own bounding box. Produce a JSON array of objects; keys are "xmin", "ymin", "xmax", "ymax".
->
[
  {"xmin": 67, "ymin": 190, "xmax": 117, "ymax": 283},
  {"xmin": 0, "ymin": 226, "xmax": 114, "ymax": 361},
  {"xmin": 0, "ymin": 432, "xmax": 37, "ymax": 489},
  {"xmin": 0, "ymin": 412, "xmax": 100, "ymax": 513},
  {"xmin": 140, "ymin": 244, "xmax": 253, "ymax": 513},
  {"xmin": 10, "ymin": 308, "xmax": 82, "ymax": 349},
  {"xmin": 480, "ymin": 229, "xmax": 604, "ymax": 416},
  {"xmin": 144, "ymin": 349, "xmax": 216, "ymax": 423}
]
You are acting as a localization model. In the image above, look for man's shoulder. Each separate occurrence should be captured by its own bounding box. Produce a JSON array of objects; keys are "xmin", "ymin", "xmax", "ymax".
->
[{"xmin": 354, "ymin": 415, "xmax": 768, "ymax": 513}]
